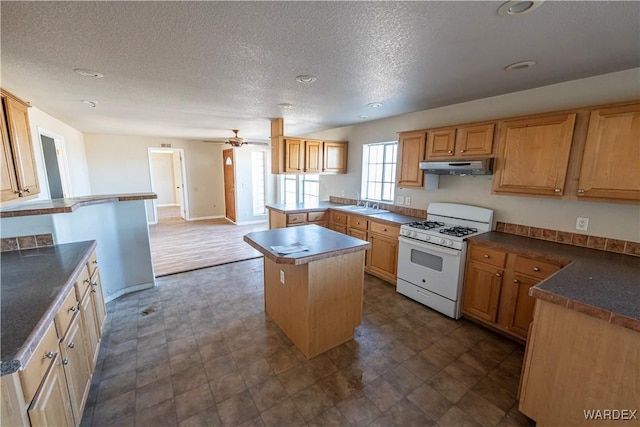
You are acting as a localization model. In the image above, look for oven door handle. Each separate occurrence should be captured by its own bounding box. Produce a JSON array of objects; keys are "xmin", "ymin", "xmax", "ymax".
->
[{"xmin": 398, "ymin": 236, "xmax": 461, "ymax": 257}]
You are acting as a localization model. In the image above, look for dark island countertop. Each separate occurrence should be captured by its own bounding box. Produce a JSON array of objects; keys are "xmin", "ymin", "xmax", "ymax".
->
[
  {"xmin": 0, "ymin": 192, "xmax": 157, "ymax": 218},
  {"xmin": 1, "ymin": 241, "xmax": 96, "ymax": 375},
  {"xmin": 244, "ymin": 225, "xmax": 371, "ymax": 265},
  {"xmin": 469, "ymin": 232, "xmax": 640, "ymax": 332}
]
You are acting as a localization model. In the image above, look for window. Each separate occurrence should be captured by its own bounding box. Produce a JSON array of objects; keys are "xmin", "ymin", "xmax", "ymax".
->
[
  {"xmin": 281, "ymin": 175, "xmax": 320, "ymax": 204},
  {"xmin": 251, "ymin": 151, "xmax": 266, "ymax": 215},
  {"xmin": 361, "ymin": 142, "xmax": 397, "ymax": 202}
]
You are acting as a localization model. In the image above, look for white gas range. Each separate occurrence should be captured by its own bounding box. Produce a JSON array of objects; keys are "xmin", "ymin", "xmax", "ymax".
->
[{"xmin": 396, "ymin": 202, "xmax": 494, "ymax": 319}]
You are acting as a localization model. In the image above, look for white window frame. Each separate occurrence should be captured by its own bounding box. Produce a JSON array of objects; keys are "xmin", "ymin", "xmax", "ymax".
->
[
  {"xmin": 251, "ymin": 151, "xmax": 266, "ymax": 215},
  {"xmin": 361, "ymin": 141, "xmax": 397, "ymax": 203},
  {"xmin": 280, "ymin": 174, "xmax": 320, "ymax": 204}
]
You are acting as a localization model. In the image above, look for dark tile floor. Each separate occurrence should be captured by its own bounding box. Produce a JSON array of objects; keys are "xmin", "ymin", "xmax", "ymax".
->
[{"xmin": 81, "ymin": 258, "xmax": 535, "ymax": 427}]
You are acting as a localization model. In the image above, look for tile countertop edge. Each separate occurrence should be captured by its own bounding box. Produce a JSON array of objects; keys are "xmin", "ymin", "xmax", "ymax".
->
[
  {"xmin": 0, "ymin": 193, "xmax": 157, "ymax": 218},
  {"xmin": 468, "ymin": 232, "xmax": 640, "ymax": 333},
  {"xmin": 0, "ymin": 240, "xmax": 97, "ymax": 376}
]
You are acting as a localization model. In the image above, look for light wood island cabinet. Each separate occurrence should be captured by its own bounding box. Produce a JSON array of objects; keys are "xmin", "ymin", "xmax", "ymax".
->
[{"xmin": 1, "ymin": 89, "xmax": 40, "ymax": 202}]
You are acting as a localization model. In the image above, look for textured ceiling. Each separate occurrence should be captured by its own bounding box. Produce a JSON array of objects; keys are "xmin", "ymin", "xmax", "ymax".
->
[{"xmin": 2, "ymin": 1, "xmax": 639, "ymax": 142}]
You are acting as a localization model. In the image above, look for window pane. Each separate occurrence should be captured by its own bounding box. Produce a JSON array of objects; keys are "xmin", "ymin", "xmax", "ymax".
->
[
  {"xmin": 360, "ymin": 142, "xmax": 398, "ymax": 202},
  {"xmin": 251, "ymin": 151, "xmax": 266, "ymax": 215}
]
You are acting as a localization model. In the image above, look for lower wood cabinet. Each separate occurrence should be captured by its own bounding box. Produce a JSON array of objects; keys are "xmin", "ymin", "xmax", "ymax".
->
[
  {"xmin": 461, "ymin": 242, "xmax": 563, "ymax": 341},
  {"xmin": 27, "ymin": 354, "xmax": 74, "ymax": 427},
  {"xmin": 268, "ymin": 209, "xmax": 327, "ymax": 229},
  {"xmin": 58, "ymin": 313, "xmax": 91, "ymax": 423}
]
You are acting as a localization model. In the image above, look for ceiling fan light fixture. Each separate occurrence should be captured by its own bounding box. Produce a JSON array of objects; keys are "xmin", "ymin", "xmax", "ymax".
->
[
  {"xmin": 277, "ymin": 103, "xmax": 293, "ymax": 109},
  {"xmin": 227, "ymin": 129, "xmax": 246, "ymax": 147},
  {"xmin": 504, "ymin": 60, "xmax": 537, "ymax": 71},
  {"xmin": 498, "ymin": 1, "xmax": 544, "ymax": 16},
  {"xmin": 358, "ymin": 115, "xmax": 368, "ymax": 119},
  {"xmin": 74, "ymin": 68, "xmax": 104, "ymax": 78},
  {"xmin": 81, "ymin": 99, "xmax": 99, "ymax": 108},
  {"xmin": 295, "ymin": 75, "xmax": 317, "ymax": 84},
  {"xmin": 367, "ymin": 102, "xmax": 383, "ymax": 108}
]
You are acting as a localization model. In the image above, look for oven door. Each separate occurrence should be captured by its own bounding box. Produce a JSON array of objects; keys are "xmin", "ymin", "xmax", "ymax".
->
[{"xmin": 397, "ymin": 236, "xmax": 464, "ymax": 301}]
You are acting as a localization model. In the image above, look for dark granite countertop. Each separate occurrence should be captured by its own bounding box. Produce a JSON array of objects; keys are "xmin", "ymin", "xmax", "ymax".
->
[
  {"xmin": 266, "ymin": 202, "xmax": 422, "ymax": 225},
  {"xmin": 469, "ymin": 232, "xmax": 640, "ymax": 332},
  {"xmin": 244, "ymin": 224, "xmax": 371, "ymax": 265},
  {"xmin": 1, "ymin": 241, "xmax": 96, "ymax": 375},
  {"xmin": 0, "ymin": 193, "xmax": 157, "ymax": 218}
]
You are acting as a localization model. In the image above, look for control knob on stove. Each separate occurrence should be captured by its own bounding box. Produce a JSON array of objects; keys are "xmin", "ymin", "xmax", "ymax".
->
[
  {"xmin": 411, "ymin": 231, "xmax": 417, "ymax": 238},
  {"xmin": 442, "ymin": 239, "xmax": 452, "ymax": 247}
]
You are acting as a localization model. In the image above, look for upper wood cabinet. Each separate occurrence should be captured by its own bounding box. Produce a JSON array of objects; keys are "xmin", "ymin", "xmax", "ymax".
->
[
  {"xmin": 426, "ymin": 123, "xmax": 495, "ymax": 159},
  {"xmin": 576, "ymin": 102, "xmax": 640, "ymax": 201},
  {"xmin": 1, "ymin": 90, "xmax": 40, "ymax": 202},
  {"xmin": 396, "ymin": 131, "xmax": 426, "ymax": 188},
  {"xmin": 492, "ymin": 112, "xmax": 576, "ymax": 197},
  {"xmin": 323, "ymin": 141, "xmax": 347, "ymax": 173},
  {"xmin": 272, "ymin": 136, "xmax": 347, "ymax": 174}
]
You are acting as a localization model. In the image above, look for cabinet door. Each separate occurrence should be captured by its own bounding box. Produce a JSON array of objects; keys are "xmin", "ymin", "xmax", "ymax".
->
[
  {"xmin": 1, "ymin": 100, "xmax": 19, "ymax": 201},
  {"xmin": 323, "ymin": 142, "xmax": 347, "ymax": 173},
  {"xmin": 60, "ymin": 313, "xmax": 91, "ymax": 422},
  {"xmin": 347, "ymin": 228, "xmax": 367, "ymax": 241},
  {"xmin": 3, "ymin": 97, "xmax": 39, "ymax": 196},
  {"xmin": 284, "ymin": 139, "xmax": 304, "ymax": 172},
  {"xmin": 492, "ymin": 113, "xmax": 575, "ymax": 197},
  {"xmin": 426, "ymin": 128, "xmax": 456, "ymax": 158},
  {"xmin": 367, "ymin": 233, "xmax": 398, "ymax": 282},
  {"xmin": 503, "ymin": 274, "xmax": 539, "ymax": 339},
  {"xmin": 304, "ymin": 140, "xmax": 322, "ymax": 173},
  {"xmin": 397, "ymin": 131, "xmax": 426, "ymax": 187},
  {"xmin": 28, "ymin": 354, "xmax": 74, "ymax": 427},
  {"xmin": 461, "ymin": 261, "xmax": 503, "ymax": 323},
  {"xmin": 577, "ymin": 103, "xmax": 640, "ymax": 201},
  {"xmin": 80, "ymin": 288, "xmax": 100, "ymax": 369},
  {"xmin": 90, "ymin": 270, "xmax": 107, "ymax": 336},
  {"xmin": 456, "ymin": 123, "xmax": 495, "ymax": 157}
]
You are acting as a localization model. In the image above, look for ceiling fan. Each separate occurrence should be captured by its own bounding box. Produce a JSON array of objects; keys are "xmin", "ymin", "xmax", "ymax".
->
[{"xmin": 204, "ymin": 129, "xmax": 269, "ymax": 147}]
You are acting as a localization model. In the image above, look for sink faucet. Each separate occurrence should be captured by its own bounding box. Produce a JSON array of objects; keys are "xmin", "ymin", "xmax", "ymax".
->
[
  {"xmin": 364, "ymin": 201, "xmax": 370, "ymax": 208},
  {"xmin": 353, "ymin": 191, "xmax": 361, "ymax": 206},
  {"xmin": 372, "ymin": 202, "xmax": 380, "ymax": 210}
]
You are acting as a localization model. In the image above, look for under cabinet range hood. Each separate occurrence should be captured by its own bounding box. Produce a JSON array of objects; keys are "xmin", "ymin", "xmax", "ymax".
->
[{"xmin": 419, "ymin": 159, "xmax": 493, "ymax": 176}]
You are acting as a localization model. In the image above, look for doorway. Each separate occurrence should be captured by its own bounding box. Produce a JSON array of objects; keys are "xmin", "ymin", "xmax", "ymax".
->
[
  {"xmin": 148, "ymin": 147, "xmax": 188, "ymax": 223},
  {"xmin": 38, "ymin": 129, "xmax": 71, "ymax": 199},
  {"xmin": 223, "ymin": 148, "xmax": 236, "ymax": 223}
]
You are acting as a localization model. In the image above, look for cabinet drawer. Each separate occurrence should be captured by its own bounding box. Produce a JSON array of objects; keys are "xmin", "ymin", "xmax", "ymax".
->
[
  {"xmin": 287, "ymin": 213, "xmax": 306, "ymax": 225},
  {"xmin": 348, "ymin": 216, "xmax": 368, "ymax": 231},
  {"xmin": 330, "ymin": 211, "xmax": 347, "ymax": 225},
  {"xmin": 307, "ymin": 211, "xmax": 326, "ymax": 222},
  {"xmin": 74, "ymin": 266, "xmax": 91, "ymax": 302},
  {"xmin": 19, "ymin": 322, "xmax": 59, "ymax": 403},
  {"xmin": 515, "ymin": 256, "xmax": 561, "ymax": 280},
  {"xmin": 469, "ymin": 245, "xmax": 507, "ymax": 268},
  {"xmin": 55, "ymin": 290, "xmax": 78, "ymax": 338},
  {"xmin": 369, "ymin": 221, "xmax": 400, "ymax": 238},
  {"xmin": 87, "ymin": 251, "xmax": 98, "ymax": 278}
]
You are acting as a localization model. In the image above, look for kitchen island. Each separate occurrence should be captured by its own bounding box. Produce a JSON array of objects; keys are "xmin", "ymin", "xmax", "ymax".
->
[{"xmin": 244, "ymin": 225, "xmax": 371, "ymax": 358}]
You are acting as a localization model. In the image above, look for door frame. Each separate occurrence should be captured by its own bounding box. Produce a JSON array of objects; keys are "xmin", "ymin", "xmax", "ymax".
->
[
  {"xmin": 37, "ymin": 127, "xmax": 72, "ymax": 198},
  {"xmin": 222, "ymin": 148, "xmax": 237, "ymax": 223},
  {"xmin": 147, "ymin": 147, "xmax": 189, "ymax": 222}
]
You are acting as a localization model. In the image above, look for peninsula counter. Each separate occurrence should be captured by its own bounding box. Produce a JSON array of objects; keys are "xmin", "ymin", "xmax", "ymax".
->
[{"xmin": 244, "ymin": 225, "xmax": 370, "ymax": 358}]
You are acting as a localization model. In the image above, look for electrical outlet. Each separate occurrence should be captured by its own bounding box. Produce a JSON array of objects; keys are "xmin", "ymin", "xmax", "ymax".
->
[
  {"xmin": 280, "ymin": 270, "xmax": 285, "ymax": 284},
  {"xmin": 405, "ymin": 197, "xmax": 411, "ymax": 206},
  {"xmin": 576, "ymin": 217, "xmax": 589, "ymax": 231},
  {"xmin": 396, "ymin": 196, "xmax": 405, "ymax": 205}
]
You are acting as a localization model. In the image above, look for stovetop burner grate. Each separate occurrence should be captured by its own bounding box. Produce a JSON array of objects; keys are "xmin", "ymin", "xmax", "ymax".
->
[
  {"xmin": 439, "ymin": 226, "xmax": 478, "ymax": 237},
  {"xmin": 407, "ymin": 221, "xmax": 445, "ymax": 230}
]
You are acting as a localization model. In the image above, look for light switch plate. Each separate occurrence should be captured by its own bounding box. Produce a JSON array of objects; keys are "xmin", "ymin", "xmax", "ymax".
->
[
  {"xmin": 405, "ymin": 197, "xmax": 411, "ymax": 206},
  {"xmin": 397, "ymin": 196, "xmax": 405, "ymax": 205},
  {"xmin": 576, "ymin": 217, "xmax": 589, "ymax": 231}
]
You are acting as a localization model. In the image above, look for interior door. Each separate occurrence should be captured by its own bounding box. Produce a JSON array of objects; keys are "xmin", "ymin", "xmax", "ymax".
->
[
  {"xmin": 223, "ymin": 148, "xmax": 236, "ymax": 222},
  {"xmin": 172, "ymin": 151, "xmax": 185, "ymax": 219}
]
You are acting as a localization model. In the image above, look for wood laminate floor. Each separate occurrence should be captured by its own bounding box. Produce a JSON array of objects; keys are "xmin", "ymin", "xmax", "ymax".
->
[{"xmin": 149, "ymin": 216, "xmax": 268, "ymax": 276}]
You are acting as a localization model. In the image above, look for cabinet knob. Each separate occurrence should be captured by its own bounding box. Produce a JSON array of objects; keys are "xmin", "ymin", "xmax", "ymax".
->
[
  {"xmin": 383, "ymin": 228, "xmax": 387, "ymax": 232},
  {"xmin": 447, "ymin": 150, "xmax": 453, "ymax": 154},
  {"xmin": 23, "ymin": 188, "xmax": 31, "ymax": 193},
  {"xmin": 84, "ymin": 278, "xmax": 90, "ymax": 284},
  {"xmin": 460, "ymin": 149, "xmax": 466, "ymax": 153},
  {"xmin": 533, "ymin": 267, "xmax": 540, "ymax": 272},
  {"xmin": 44, "ymin": 351, "xmax": 55, "ymax": 359},
  {"xmin": 554, "ymin": 188, "xmax": 561, "ymax": 193},
  {"xmin": 62, "ymin": 358, "xmax": 69, "ymax": 365},
  {"xmin": 577, "ymin": 189, "xmax": 585, "ymax": 195},
  {"xmin": 92, "ymin": 281, "xmax": 98, "ymax": 287},
  {"xmin": 69, "ymin": 305, "xmax": 77, "ymax": 312},
  {"xmin": 513, "ymin": 279, "xmax": 519, "ymax": 284},
  {"xmin": 91, "ymin": 289, "xmax": 97, "ymax": 293},
  {"xmin": 483, "ymin": 254, "xmax": 490, "ymax": 259},
  {"xmin": 68, "ymin": 341, "xmax": 75, "ymax": 349},
  {"xmin": 93, "ymin": 260, "xmax": 98, "ymax": 265},
  {"xmin": 495, "ymin": 273, "xmax": 502, "ymax": 277}
]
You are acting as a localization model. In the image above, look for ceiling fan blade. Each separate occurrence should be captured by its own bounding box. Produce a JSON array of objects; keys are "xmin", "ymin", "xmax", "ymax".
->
[
  {"xmin": 246, "ymin": 141, "xmax": 270, "ymax": 146},
  {"xmin": 203, "ymin": 140, "xmax": 227, "ymax": 144}
]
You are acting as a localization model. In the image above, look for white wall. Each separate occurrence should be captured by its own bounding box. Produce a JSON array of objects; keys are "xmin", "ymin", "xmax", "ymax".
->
[
  {"xmin": 84, "ymin": 135, "xmax": 225, "ymax": 220},
  {"xmin": 149, "ymin": 152, "xmax": 176, "ymax": 205},
  {"xmin": 306, "ymin": 68, "xmax": 640, "ymax": 242}
]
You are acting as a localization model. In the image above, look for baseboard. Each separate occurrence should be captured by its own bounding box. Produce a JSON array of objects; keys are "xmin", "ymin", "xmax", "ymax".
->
[
  {"xmin": 235, "ymin": 219, "xmax": 269, "ymax": 225},
  {"xmin": 188, "ymin": 215, "xmax": 225, "ymax": 221},
  {"xmin": 156, "ymin": 203, "xmax": 179, "ymax": 207},
  {"xmin": 104, "ymin": 281, "xmax": 156, "ymax": 303},
  {"xmin": 147, "ymin": 220, "xmax": 158, "ymax": 225}
]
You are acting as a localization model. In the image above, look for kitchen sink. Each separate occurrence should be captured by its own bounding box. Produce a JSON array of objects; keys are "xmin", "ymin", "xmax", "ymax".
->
[{"xmin": 332, "ymin": 205, "xmax": 389, "ymax": 215}]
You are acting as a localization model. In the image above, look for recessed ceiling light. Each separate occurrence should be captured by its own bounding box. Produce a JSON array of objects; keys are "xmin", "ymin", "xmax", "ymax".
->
[
  {"xmin": 74, "ymin": 68, "xmax": 104, "ymax": 78},
  {"xmin": 295, "ymin": 75, "xmax": 317, "ymax": 84},
  {"xmin": 358, "ymin": 115, "xmax": 368, "ymax": 119},
  {"xmin": 504, "ymin": 60, "xmax": 536, "ymax": 71},
  {"xmin": 367, "ymin": 102, "xmax": 383, "ymax": 108},
  {"xmin": 277, "ymin": 103, "xmax": 293, "ymax": 109},
  {"xmin": 81, "ymin": 100, "xmax": 99, "ymax": 108},
  {"xmin": 497, "ymin": 1, "xmax": 544, "ymax": 16}
]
